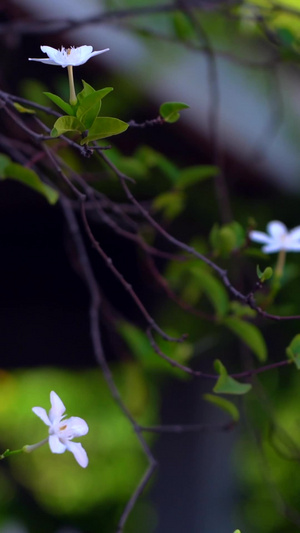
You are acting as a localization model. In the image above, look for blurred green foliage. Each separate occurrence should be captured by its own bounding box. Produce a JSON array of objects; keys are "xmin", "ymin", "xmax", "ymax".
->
[{"xmin": 0, "ymin": 367, "xmax": 158, "ymax": 531}]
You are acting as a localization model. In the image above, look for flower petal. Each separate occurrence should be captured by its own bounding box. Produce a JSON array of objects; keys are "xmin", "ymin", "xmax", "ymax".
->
[
  {"xmin": 28, "ymin": 57, "xmax": 59, "ymax": 65},
  {"xmin": 248, "ymin": 230, "xmax": 272, "ymax": 245},
  {"xmin": 73, "ymin": 45, "xmax": 93, "ymax": 63},
  {"xmin": 66, "ymin": 441, "xmax": 88, "ymax": 468},
  {"xmin": 88, "ymin": 48, "xmax": 110, "ymax": 59},
  {"xmin": 65, "ymin": 416, "xmax": 89, "ymax": 437},
  {"xmin": 266, "ymin": 221, "xmax": 287, "ymax": 240},
  {"xmin": 287, "ymin": 226, "xmax": 300, "ymax": 243},
  {"xmin": 261, "ymin": 242, "xmax": 281, "ymax": 254},
  {"xmin": 69, "ymin": 45, "xmax": 109, "ymax": 66},
  {"xmin": 49, "ymin": 391, "xmax": 66, "ymax": 423},
  {"xmin": 40, "ymin": 45, "xmax": 62, "ymax": 63},
  {"xmin": 32, "ymin": 406, "xmax": 51, "ymax": 426},
  {"xmin": 283, "ymin": 240, "xmax": 300, "ymax": 251},
  {"xmin": 49, "ymin": 434, "xmax": 66, "ymax": 454}
]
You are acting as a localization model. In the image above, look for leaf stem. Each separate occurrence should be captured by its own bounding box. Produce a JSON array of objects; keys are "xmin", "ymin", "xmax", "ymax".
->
[{"xmin": 275, "ymin": 248, "xmax": 286, "ymax": 278}]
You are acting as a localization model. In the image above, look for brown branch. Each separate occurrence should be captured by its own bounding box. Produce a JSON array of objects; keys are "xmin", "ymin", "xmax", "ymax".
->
[{"xmin": 60, "ymin": 196, "xmax": 157, "ymax": 532}]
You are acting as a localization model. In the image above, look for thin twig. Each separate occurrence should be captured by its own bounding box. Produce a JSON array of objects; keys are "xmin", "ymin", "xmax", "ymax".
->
[{"xmin": 81, "ymin": 202, "xmax": 187, "ymax": 343}]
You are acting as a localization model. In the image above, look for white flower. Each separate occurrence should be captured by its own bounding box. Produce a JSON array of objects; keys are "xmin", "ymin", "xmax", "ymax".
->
[
  {"xmin": 32, "ymin": 391, "xmax": 89, "ymax": 468},
  {"xmin": 249, "ymin": 220, "xmax": 300, "ymax": 253},
  {"xmin": 28, "ymin": 45, "xmax": 109, "ymax": 68}
]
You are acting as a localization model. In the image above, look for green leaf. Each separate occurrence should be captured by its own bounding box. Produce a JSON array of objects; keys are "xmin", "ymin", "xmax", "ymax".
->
[
  {"xmin": 229, "ymin": 301, "xmax": 257, "ymax": 319},
  {"xmin": 0, "ymin": 154, "xmax": 11, "ymax": 177},
  {"xmin": 119, "ymin": 321, "xmax": 192, "ymax": 378},
  {"xmin": 44, "ymin": 92, "xmax": 75, "ymax": 115},
  {"xmin": 119, "ymin": 322, "xmax": 154, "ymax": 361},
  {"xmin": 213, "ymin": 360, "xmax": 252, "ymax": 395},
  {"xmin": 286, "ymin": 334, "xmax": 300, "ymax": 369},
  {"xmin": 78, "ymin": 85, "xmax": 113, "ymax": 106},
  {"xmin": 76, "ymin": 88, "xmax": 113, "ymax": 129},
  {"xmin": 91, "ymin": 87, "xmax": 113, "ymax": 100},
  {"xmin": 51, "ymin": 116, "xmax": 84, "ymax": 137},
  {"xmin": 190, "ymin": 266, "xmax": 229, "ymax": 318},
  {"xmin": 175, "ymin": 165, "xmax": 218, "ymax": 189},
  {"xmin": 172, "ymin": 11, "xmax": 196, "ymax": 41},
  {"xmin": 80, "ymin": 117, "xmax": 128, "ymax": 144},
  {"xmin": 136, "ymin": 146, "xmax": 179, "ymax": 183},
  {"xmin": 229, "ymin": 221, "xmax": 245, "ymax": 248},
  {"xmin": 257, "ymin": 265, "xmax": 273, "ymax": 282},
  {"xmin": 13, "ymin": 102, "xmax": 36, "ymax": 114},
  {"xmin": 210, "ymin": 221, "xmax": 245, "ymax": 256},
  {"xmin": 210, "ymin": 224, "xmax": 236, "ymax": 256},
  {"xmin": 77, "ymin": 80, "xmax": 96, "ymax": 103},
  {"xmin": 277, "ymin": 27, "xmax": 295, "ymax": 47},
  {"xmin": 118, "ymin": 322, "xmax": 170, "ymax": 374},
  {"xmin": 203, "ymin": 393, "xmax": 240, "ymax": 421},
  {"xmin": 153, "ymin": 191, "xmax": 185, "ymax": 220},
  {"xmin": 160, "ymin": 102, "xmax": 189, "ymax": 123},
  {"xmin": 224, "ymin": 317, "xmax": 267, "ymax": 362},
  {"xmin": 77, "ymin": 82, "xmax": 111, "ymax": 102},
  {"xmin": 76, "ymin": 95, "xmax": 101, "ymax": 129},
  {"xmin": 106, "ymin": 147, "xmax": 148, "ymax": 180},
  {"xmin": 2, "ymin": 162, "xmax": 59, "ymax": 204}
]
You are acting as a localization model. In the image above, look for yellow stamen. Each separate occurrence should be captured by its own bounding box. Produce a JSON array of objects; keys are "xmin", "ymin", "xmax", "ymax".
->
[{"xmin": 60, "ymin": 425, "xmax": 67, "ymax": 431}]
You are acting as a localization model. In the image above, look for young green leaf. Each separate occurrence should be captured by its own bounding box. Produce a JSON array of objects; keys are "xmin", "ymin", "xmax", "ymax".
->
[
  {"xmin": 2, "ymin": 162, "xmax": 59, "ymax": 204},
  {"xmin": 80, "ymin": 117, "xmax": 128, "ymax": 144},
  {"xmin": 213, "ymin": 359, "xmax": 252, "ymax": 395},
  {"xmin": 76, "ymin": 97, "xmax": 101, "ymax": 129},
  {"xmin": 257, "ymin": 265, "xmax": 273, "ymax": 282},
  {"xmin": 224, "ymin": 317, "xmax": 267, "ymax": 362},
  {"xmin": 286, "ymin": 334, "xmax": 300, "ymax": 369},
  {"xmin": 203, "ymin": 393, "xmax": 240, "ymax": 421},
  {"xmin": 160, "ymin": 102, "xmax": 189, "ymax": 123},
  {"xmin": 77, "ymin": 82, "xmax": 112, "ymax": 104},
  {"xmin": 76, "ymin": 88, "xmax": 113, "ymax": 129},
  {"xmin": 13, "ymin": 102, "xmax": 36, "ymax": 114},
  {"xmin": 51, "ymin": 116, "xmax": 84, "ymax": 137},
  {"xmin": 77, "ymin": 80, "xmax": 96, "ymax": 103},
  {"xmin": 44, "ymin": 92, "xmax": 75, "ymax": 115}
]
